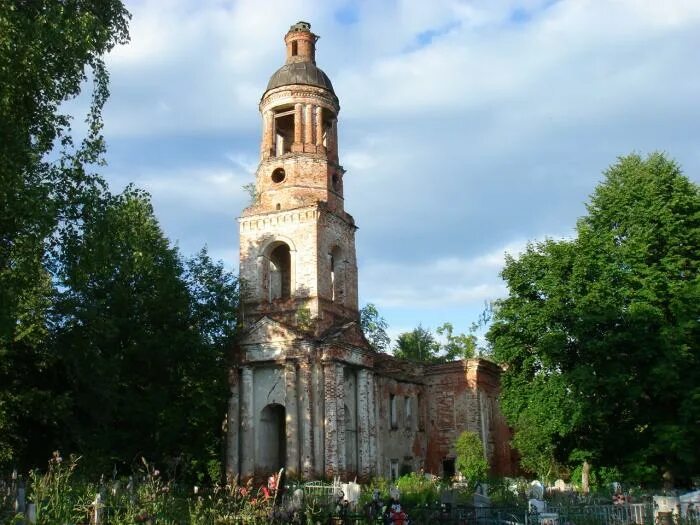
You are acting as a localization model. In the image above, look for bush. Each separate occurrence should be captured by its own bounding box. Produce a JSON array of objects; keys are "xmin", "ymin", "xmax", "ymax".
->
[
  {"xmin": 455, "ymin": 431, "xmax": 488, "ymax": 488},
  {"xmin": 395, "ymin": 473, "xmax": 440, "ymax": 507}
]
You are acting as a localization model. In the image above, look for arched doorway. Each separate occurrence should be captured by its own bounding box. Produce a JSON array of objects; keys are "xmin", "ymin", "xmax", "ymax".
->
[{"xmin": 259, "ymin": 403, "xmax": 286, "ymax": 473}]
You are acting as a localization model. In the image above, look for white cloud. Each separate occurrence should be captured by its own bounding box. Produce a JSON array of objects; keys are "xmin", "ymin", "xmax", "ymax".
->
[
  {"xmin": 101, "ymin": 0, "xmax": 700, "ymax": 336},
  {"xmin": 360, "ymin": 239, "xmax": 529, "ymax": 309}
]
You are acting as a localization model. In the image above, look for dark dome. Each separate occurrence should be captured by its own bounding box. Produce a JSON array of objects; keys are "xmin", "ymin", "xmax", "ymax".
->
[{"xmin": 266, "ymin": 62, "xmax": 335, "ymax": 94}]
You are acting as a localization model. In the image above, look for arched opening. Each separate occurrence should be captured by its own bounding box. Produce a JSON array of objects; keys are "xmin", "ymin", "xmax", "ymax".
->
[
  {"xmin": 291, "ymin": 40, "xmax": 298, "ymax": 56},
  {"xmin": 330, "ymin": 246, "xmax": 345, "ymax": 304},
  {"xmin": 269, "ymin": 243, "xmax": 291, "ymax": 300},
  {"xmin": 259, "ymin": 403, "xmax": 286, "ymax": 473}
]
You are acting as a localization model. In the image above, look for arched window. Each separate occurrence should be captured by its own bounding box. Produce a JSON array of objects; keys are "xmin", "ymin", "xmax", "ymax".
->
[
  {"xmin": 330, "ymin": 246, "xmax": 345, "ymax": 304},
  {"xmin": 389, "ymin": 394, "xmax": 398, "ymax": 429},
  {"xmin": 269, "ymin": 243, "xmax": 291, "ymax": 300}
]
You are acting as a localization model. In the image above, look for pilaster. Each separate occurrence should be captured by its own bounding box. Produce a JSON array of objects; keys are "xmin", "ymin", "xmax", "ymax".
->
[
  {"xmin": 226, "ymin": 368, "xmax": 240, "ymax": 479},
  {"xmin": 323, "ymin": 361, "xmax": 339, "ymax": 476},
  {"xmin": 298, "ymin": 359, "xmax": 314, "ymax": 478},
  {"xmin": 285, "ymin": 361, "xmax": 300, "ymax": 476},
  {"xmin": 240, "ymin": 366, "xmax": 255, "ymax": 479}
]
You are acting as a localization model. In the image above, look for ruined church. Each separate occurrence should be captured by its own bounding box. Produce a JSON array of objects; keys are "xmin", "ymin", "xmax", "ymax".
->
[{"xmin": 226, "ymin": 22, "xmax": 515, "ymax": 481}]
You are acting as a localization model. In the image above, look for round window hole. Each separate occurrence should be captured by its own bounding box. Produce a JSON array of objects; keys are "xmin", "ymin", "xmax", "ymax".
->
[{"xmin": 271, "ymin": 168, "xmax": 285, "ymax": 183}]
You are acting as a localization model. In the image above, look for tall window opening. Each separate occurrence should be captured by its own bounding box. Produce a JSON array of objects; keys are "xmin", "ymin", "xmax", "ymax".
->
[
  {"xmin": 291, "ymin": 41, "xmax": 298, "ymax": 56},
  {"xmin": 274, "ymin": 109, "xmax": 294, "ymax": 156},
  {"xmin": 389, "ymin": 395, "xmax": 397, "ymax": 429},
  {"xmin": 269, "ymin": 243, "xmax": 291, "ymax": 300},
  {"xmin": 417, "ymin": 393, "xmax": 425, "ymax": 430},
  {"xmin": 404, "ymin": 396, "xmax": 412, "ymax": 429}
]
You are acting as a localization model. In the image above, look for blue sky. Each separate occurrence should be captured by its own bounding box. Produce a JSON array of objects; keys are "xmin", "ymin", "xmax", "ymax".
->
[{"xmin": 93, "ymin": 0, "xmax": 700, "ymax": 345}]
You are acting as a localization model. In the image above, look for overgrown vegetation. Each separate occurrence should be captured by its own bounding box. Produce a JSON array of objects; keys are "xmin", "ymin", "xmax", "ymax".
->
[
  {"xmin": 455, "ymin": 431, "xmax": 488, "ymax": 489},
  {"xmin": 488, "ymin": 153, "xmax": 700, "ymax": 485}
]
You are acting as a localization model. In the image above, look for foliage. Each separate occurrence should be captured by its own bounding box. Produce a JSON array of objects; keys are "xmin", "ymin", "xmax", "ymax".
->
[
  {"xmin": 488, "ymin": 153, "xmax": 700, "ymax": 484},
  {"xmin": 359, "ymin": 303, "xmax": 391, "ymax": 351},
  {"xmin": 48, "ymin": 188, "xmax": 239, "ymax": 478},
  {"xmin": 393, "ymin": 324, "xmax": 442, "ymax": 362},
  {"xmin": 296, "ymin": 306, "xmax": 315, "ymax": 333},
  {"xmin": 394, "ymin": 323, "xmax": 479, "ymax": 363},
  {"xmin": 0, "ymin": 0, "xmax": 130, "ymax": 470},
  {"xmin": 6, "ymin": 454, "xmax": 339, "ymax": 524},
  {"xmin": 29, "ymin": 453, "xmax": 90, "ymax": 525},
  {"xmin": 437, "ymin": 322, "xmax": 477, "ymax": 360},
  {"xmin": 569, "ymin": 463, "xmax": 623, "ymax": 493},
  {"xmin": 241, "ymin": 182, "xmax": 258, "ymax": 205},
  {"xmin": 455, "ymin": 431, "xmax": 488, "ymax": 488},
  {"xmin": 394, "ymin": 473, "xmax": 441, "ymax": 507},
  {"xmin": 0, "ymin": 2, "xmax": 243, "ymax": 479}
]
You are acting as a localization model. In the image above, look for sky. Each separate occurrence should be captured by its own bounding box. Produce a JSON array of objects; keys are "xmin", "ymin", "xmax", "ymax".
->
[{"xmin": 91, "ymin": 0, "xmax": 700, "ymax": 345}]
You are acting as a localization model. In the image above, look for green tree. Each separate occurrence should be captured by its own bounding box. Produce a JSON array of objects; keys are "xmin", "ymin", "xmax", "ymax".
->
[
  {"xmin": 393, "ymin": 324, "xmax": 441, "ymax": 362},
  {"xmin": 51, "ymin": 188, "xmax": 195, "ymax": 467},
  {"xmin": 359, "ymin": 303, "xmax": 390, "ymax": 351},
  {"xmin": 51, "ymin": 189, "xmax": 239, "ymax": 478},
  {"xmin": 488, "ymin": 153, "xmax": 700, "ymax": 484},
  {"xmin": 0, "ymin": 0, "xmax": 130, "ymax": 467},
  {"xmin": 184, "ymin": 248, "xmax": 241, "ymax": 480},
  {"xmin": 437, "ymin": 322, "xmax": 477, "ymax": 360},
  {"xmin": 455, "ymin": 431, "xmax": 488, "ymax": 486}
]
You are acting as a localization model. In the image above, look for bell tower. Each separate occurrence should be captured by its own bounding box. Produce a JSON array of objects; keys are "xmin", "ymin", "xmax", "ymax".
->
[{"xmin": 239, "ymin": 21, "xmax": 358, "ymax": 333}]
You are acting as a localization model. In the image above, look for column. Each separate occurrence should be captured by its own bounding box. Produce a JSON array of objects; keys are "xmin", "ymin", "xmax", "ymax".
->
[
  {"xmin": 262, "ymin": 110, "xmax": 274, "ymax": 159},
  {"xmin": 335, "ymin": 364, "xmax": 346, "ymax": 478},
  {"xmin": 323, "ymin": 362, "xmax": 338, "ymax": 477},
  {"xmin": 240, "ymin": 366, "xmax": 255, "ymax": 479},
  {"xmin": 315, "ymin": 106, "xmax": 324, "ymax": 148},
  {"xmin": 329, "ymin": 118, "xmax": 338, "ymax": 161},
  {"xmin": 304, "ymin": 104, "xmax": 314, "ymax": 145},
  {"xmin": 313, "ymin": 362, "xmax": 325, "ymax": 476},
  {"xmin": 298, "ymin": 360, "xmax": 314, "ymax": 478},
  {"xmin": 372, "ymin": 375, "xmax": 382, "ymax": 476},
  {"xmin": 226, "ymin": 368, "xmax": 240, "ymax": 480},
  {"xmin": 366, "ymin": 370, "xmax": 377, "ymax": 478},
  {"xmin": 293, "ymin": 103, "xmax": 303, "ymax": 150},
  {"xmin": 285, "ymin": 361, "xmax": 300, "ymax": 476},
  {"xmin": 357, "ymin": 369, "xmax": 371, "ymax": 480}
]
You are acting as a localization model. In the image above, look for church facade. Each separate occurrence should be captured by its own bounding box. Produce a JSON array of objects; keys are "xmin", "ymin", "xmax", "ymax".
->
[{"xmin": 226, "ymin": 22, "xmax": 515, "ymax": 482}]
